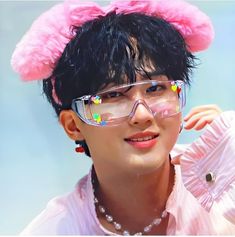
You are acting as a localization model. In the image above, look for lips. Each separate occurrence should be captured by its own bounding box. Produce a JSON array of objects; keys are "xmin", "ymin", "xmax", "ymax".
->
[
  {"xmin": 124, "ymin": 132, "xmax": 159, "ymax": 149},
  {"xmin": 127, "ymin": 135, "xmax": 156, "ymax": 142}
]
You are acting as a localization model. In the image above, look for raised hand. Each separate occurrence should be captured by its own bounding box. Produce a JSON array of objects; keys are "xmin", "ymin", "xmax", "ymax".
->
[
  {"xmin": 183, "ymin": 104, "xmax": 222, "ymax": 131},
  {"xmin": 171, "ymin": 104, "xmax": 222, "ymax": 165}
]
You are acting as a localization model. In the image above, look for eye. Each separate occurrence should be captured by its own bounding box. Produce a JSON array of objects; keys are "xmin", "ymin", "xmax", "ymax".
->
[
  {"xmin": 146, "ymin": 84, "xmax": 166, "ymax": 93},
  {"xmin": 105, "ymin": 91, "xmax": 123, "ymax": 99}
]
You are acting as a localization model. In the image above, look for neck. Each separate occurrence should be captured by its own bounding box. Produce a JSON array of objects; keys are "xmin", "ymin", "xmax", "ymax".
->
[{"xmin": 93, "ymin": 157, "xmax": 175, "ymax": 234}]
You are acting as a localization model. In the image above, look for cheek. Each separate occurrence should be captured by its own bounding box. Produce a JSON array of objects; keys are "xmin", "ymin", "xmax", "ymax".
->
[
  {"xmin": 158, "ymin": 114, "xmax": 182, "ymax": 149},
  {"xmin": 80, "ymin": 126, "xmax": 122, "ymax": 157}
]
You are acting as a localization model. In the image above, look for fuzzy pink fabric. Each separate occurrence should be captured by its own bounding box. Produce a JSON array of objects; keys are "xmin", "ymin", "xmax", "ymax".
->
[{"xmin": 11, "ymin": 0, "xmax": 214, "ymax": 81}]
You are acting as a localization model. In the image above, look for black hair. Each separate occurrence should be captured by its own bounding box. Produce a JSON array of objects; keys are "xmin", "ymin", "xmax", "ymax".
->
[{"xmin": 43, "ymin": 12, "xmax": 197, "ymax": 157}]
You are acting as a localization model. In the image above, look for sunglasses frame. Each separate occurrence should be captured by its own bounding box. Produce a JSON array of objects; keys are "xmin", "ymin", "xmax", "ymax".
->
[{"xmin": 71, "ymin": 80, "xmax": 186, "ymax": 126}]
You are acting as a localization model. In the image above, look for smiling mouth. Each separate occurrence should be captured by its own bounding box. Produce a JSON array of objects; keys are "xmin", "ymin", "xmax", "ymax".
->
[{"xmin": 124, "ymin": 135, "xmax": 158, "ymax": 142}]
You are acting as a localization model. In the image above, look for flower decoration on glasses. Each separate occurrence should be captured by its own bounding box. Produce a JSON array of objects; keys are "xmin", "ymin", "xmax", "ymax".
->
[
  {"xmin": 92, "ymin": 113, "xmax": 107, "ymax": 126},
  {"xmin": 91, "ymin": 95, "xmax": 102, "ymax": 105},
  {"xmin": 171, "ymin": 81, "xmax": 182, "ymax": 94},
  {"xmin": 90, "ymin": 95, "xmax": 107, "ymax": 126}
]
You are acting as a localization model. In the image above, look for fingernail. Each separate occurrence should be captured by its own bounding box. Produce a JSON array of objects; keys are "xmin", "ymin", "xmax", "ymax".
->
[{"xmin": 183, "ymin": 123, "xmax": 190, "ymax": 129}]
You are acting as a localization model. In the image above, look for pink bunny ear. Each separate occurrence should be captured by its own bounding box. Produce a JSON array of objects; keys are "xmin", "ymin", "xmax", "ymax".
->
[
  {"xmin": 64, "ymin": 0, "xmax": 105, "ymax": 26},
  {"xmin": 11, "ymin": 4, "xmax": 72, "ymax": 81},
  {"xmin": 154, "ymin": 0, "xmax": 214, "ymax": 52},
  {"xmin": 11, "ymin": 1, "xmax": 105, "ymax": 81},
  {"xmin": 109, "ymin": 0, "xmax": 214, "ymax": 53},
  {"xmin": 11, "ymin": 0, "xmax": 214, "ymax": 82}
]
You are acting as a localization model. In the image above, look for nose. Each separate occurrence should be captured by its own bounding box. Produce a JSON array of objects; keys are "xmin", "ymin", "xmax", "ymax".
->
[{"xmin": 128, "ymin": 100, "xmax": 155, "ymax": 126}]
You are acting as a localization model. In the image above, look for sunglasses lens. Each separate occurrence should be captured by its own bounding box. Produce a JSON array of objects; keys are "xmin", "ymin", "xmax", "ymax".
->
[{"xmin": 77, "ymin": 80, "xmax": 185, "ymax": 126}]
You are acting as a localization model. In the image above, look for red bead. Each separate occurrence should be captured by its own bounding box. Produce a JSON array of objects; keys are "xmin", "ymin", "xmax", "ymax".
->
[
  {"xmin": 177, "ymin": 87, "xmax": 181, "ymax": 94},
  {"xmin": 75, "ymin": 146, "xmax": 85, "ymax": 153}
]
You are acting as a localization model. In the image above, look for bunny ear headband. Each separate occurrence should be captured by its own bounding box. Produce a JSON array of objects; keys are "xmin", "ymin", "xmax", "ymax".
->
[{"xmin": 11, "ymin": 0, "xmax": 214, "ymax": 81}]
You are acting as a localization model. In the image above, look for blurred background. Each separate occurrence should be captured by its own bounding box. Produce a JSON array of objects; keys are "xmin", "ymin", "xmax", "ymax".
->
[{"xmin": 0, "ymin": 0, "xmax": 235, "ymax": 234}]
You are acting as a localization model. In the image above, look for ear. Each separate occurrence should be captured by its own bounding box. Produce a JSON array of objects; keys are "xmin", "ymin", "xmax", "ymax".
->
[{"xmin": 59, "ymin": 110, "xmax": 85, "ymax": 141}]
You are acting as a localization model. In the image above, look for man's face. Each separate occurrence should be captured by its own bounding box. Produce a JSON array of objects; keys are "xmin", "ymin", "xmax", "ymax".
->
[{"xmin": 74, "ymin": 74, "xmax": 182, "ymax": 177}]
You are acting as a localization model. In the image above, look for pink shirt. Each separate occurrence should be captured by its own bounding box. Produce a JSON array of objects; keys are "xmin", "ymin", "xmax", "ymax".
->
[{"xmin": 21, "ymin": 111, "xmax": 235, "ymax": 235}]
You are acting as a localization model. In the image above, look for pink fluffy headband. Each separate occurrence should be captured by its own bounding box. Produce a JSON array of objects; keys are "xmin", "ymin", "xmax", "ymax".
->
[{"xmin": 11, "ymin": 0, "xmax": 214, "ymax": 81}]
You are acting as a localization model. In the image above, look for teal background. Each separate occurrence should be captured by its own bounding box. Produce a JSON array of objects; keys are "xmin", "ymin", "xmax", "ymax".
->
[{"xmin": 0, "ymin": 0, "xmax": 235, "ymax": 234}]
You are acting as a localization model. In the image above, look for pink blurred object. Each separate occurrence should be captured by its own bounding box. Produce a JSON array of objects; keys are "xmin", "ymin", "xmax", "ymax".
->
[{"xmin": 11, "ymin": 0, "xmax": 214, "ymax": 81}]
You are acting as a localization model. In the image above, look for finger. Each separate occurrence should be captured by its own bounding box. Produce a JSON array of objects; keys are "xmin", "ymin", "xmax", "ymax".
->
[
  {"xmin": 184, "ymin": 104, "xmax": 222, "ymax": 121},
  {"xmin": 193, "ymin": 114, "xmax": 217, "ymax": 130},
  {"xmin": 184, "ymin": 110, "xmax": 212, "ymax": 130}
]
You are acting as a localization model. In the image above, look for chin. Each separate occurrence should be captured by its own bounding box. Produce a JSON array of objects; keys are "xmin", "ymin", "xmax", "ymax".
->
[{"xmin": 126, "ymin": 152, "xmax": 168, "ymax": 175}]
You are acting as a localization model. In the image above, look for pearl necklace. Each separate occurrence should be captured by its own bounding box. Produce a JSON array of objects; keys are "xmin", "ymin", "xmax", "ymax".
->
[{"xmin": 92, "ymin": 178, "xmax": 168, "ymax": 235}]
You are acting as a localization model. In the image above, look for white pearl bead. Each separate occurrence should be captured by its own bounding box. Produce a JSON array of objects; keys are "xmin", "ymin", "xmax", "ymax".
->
[
  {"xmin": 114, "ymin": 222, "xmax": 121, "ymax": 230},
  {"xmin": 106, "ymin": 214, "xmax": 113, "ymax": 222},
  {"xmin": 134, "ymin": 232, "xmax": 142, "ymax": 235},
  {"xmin": 123, "ymin": 230, "xmax": 130, "ymax": 235},
  {"xmin": 153, "ymin": 218, "xmax": 161, "ymax": 225},
  {"xmin": 98, "ymin": 205, "xmax": 105, "ymax": 213},
  {"xmin": 143, "ymin": 225, "xmax": 152, "ymax": 233}
]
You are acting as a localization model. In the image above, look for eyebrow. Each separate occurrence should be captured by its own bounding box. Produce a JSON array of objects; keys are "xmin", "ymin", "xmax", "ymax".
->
[{"xmin": 141, "ymin": 70, "xmax": 166, "ymax": 79}]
